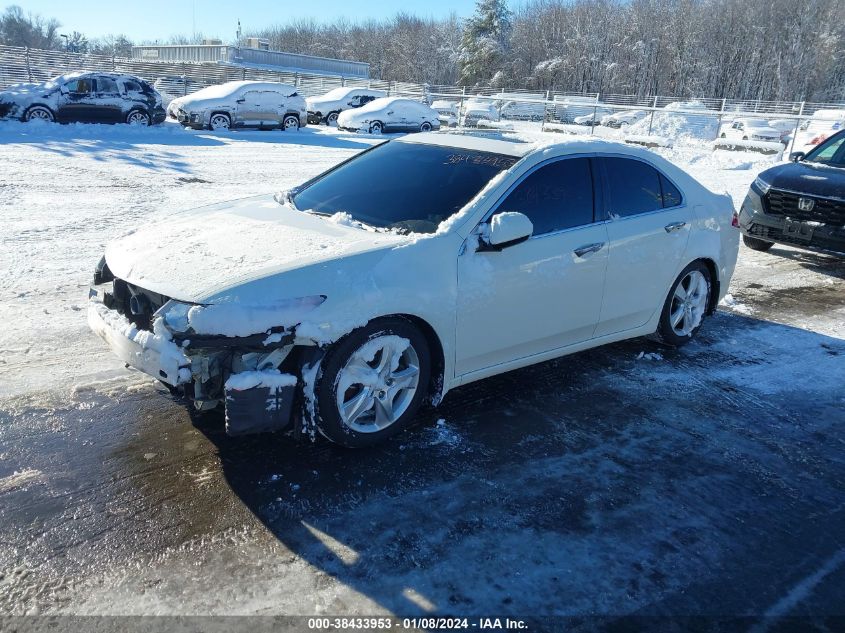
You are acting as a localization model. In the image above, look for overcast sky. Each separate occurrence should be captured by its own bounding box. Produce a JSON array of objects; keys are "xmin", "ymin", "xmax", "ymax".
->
[{"xmin": 16, "ymin": 0, "xmax": 480, "ymax": 42}]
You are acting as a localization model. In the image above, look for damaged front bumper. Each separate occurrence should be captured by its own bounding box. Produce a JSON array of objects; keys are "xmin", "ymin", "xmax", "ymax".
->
[{"xmin": 87, "ymin": 281, "xmax": 315, "ymax": 436}]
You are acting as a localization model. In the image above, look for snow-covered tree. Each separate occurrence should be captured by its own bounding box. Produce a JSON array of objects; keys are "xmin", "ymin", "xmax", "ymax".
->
[{"xmin": 458, "ymin": 0, "xmax": 512, "ymax": 87}]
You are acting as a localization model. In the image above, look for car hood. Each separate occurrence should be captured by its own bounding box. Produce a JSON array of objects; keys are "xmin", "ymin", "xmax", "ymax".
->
[
  {"xmin": 760, "ymin": 161, "xmax": 845, "ymax": 198},
  {"xmin": 0, "ymin": 82, "xmax": 52, "ymax": 101},
  {"xmin": 306, "ymin": 96, "xmax": 344, "ymax": 111},
  {"xmin": 104, "ymin": 194, "xmax": 408, "ymax": 303},
  {"xmin": 170, "ymin": 95, "xmax": 221, "ymax": 112}
]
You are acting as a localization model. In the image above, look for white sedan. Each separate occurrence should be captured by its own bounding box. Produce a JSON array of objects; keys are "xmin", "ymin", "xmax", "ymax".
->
[
  {"xmin": 601, "ymin": 110, "xmax": 646, "ymax": 128},
  {"xmin": 88, "ymin": 134, "xmax": 738, "ymax": 447},
  {"xmin": 719, "ymin": 118, "xmax": 782, "ymax": 143},
  {"xmin": 337, "ymin": 97, "xmax": 440, "ymax": 134}
]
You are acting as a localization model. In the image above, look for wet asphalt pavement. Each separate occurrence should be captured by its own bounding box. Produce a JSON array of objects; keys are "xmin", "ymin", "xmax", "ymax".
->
[{"xmin": 1, "ymin": 245, "xmax": 844, "ymax": 626}]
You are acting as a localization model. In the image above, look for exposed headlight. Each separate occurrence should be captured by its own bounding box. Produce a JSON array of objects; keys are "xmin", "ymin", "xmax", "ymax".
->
[
  {"xmin": 190, "ymin": 112, "xmax": 200, "ymax": 122},
  {"xmin": 753, "ymin": 176, "xmax": 772, "ymax": 195},
  {"xmin": 155, "ymin": 299, "xmax": 193, "ymax": 333}
]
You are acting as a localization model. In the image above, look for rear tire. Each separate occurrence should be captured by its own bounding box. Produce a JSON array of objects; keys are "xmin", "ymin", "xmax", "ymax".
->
[
  {"xmin": 369, "ymin": 121, "xmax": 383, "ymax": 134},
  {"xmin": 126, "ymin": 109, "xmax": 151, "ymax": 126},
  {"xmin": 656, "ymin": 261, "xmax": 712, "ymax": 347},
  {"xmin": 742, "ymin": 234, "xmax": 774, "ymax": 252},
  {"xmin": 326, "ymin": 111, "xmax": 339, "ymax": 126},
  {"xmin": 314, "ymin": 318, "xmax": 431, "ymax": 448}
]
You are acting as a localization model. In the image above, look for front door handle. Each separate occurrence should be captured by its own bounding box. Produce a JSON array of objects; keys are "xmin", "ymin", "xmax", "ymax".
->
[
  {"xmin": 574, "ymin": 242, "xmax": 605, "ymax": 257},
  {"xmin": 664, "ymin": 221, "xmax": 687, "ymax": 233}
]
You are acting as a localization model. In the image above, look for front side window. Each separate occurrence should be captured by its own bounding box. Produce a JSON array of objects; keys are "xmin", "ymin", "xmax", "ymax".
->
[
  {"xmin": 292, "ymin": 141, "xmax": 518, "ymax": 234},
  {"xmin": 496, "ymin": 158, "xmax": 594, "ymax": 235},
  {"xmin": 602, "ymin": 157, "xmax": 664, "ymax": 217},
  {"xmin": 65, "ymin": 78, "xmax": 94, "ymax": 94},
  {"xmin": 805, "ymin": 132, "xmax": 845, "ymax": 167}
]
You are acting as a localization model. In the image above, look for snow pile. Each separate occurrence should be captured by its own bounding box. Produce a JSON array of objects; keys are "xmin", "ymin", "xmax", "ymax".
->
[
  {"xmin": 636, "ymin": 351, "xmax": 664, "ymax": 361},
  {"xmin": 624, "ymin": 134, "xmax": 673, "ymax": 148},
  {"xmin": 186, "ymin": 296, "xmax": 325, "ymax": 337},
  {"xmin": 627, "ymin": 101, "xmax": 719, "ymax": 143},
  {"xmin": 720, "ymin": 293, "xmax": 754, "ymax": 315},
  {"xmin": 713, "ymin": 138, "xmax": 784, "ymax": 157},
  {"xmin": 224, "ymin": 369, "xmax": 297, "ymax": 391}
]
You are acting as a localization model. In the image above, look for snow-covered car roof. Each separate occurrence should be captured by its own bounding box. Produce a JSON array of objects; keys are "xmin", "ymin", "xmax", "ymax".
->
[
  {"xmin": 431, "ymin": 100, "xmax": 458, "ymax": 109},
  {"xmin": 353, "ymin": 96, "xmax": 423, "ymax": 113},
  {"xmin": 188, "ymin": 81, "xmax": 297, "ymax": 99}
]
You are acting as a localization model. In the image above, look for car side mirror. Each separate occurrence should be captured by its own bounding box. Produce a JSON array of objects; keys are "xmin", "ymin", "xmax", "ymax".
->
[
  {"xmin": 479, "ymin": 212, "xmax": 533, "ymax": 251},
  {"xmin": 790, "ymin": 151, "xmax": 805, "ymax": 162}
]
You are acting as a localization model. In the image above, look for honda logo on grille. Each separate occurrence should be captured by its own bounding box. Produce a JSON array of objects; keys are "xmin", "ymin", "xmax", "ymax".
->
[{"xmin": 798, "ymin": 197, "xmax": 815, "ymax": 212}]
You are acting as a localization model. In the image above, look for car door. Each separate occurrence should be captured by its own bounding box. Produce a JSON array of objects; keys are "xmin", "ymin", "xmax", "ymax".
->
[
  {"xmin": 593, "ymin": 156, "xmax": 691, "ymax": 338},
  {"xmin": 256, "ymin": 90, "xmax": 283, "ymax": 126},
  {"xmin": 56, "ymin": 76, "xmax": 99, "ymax": 123},
  {"xmin": 235, "ymin": 90, "xmax": 263, "ymax": 126},
  {"xmin": 93, "ymin": 76, "xmax": 123, "ymax": 123},
  {"xmin": 455, "ymin": 157, "xmax": 609, "ymax": 376}
]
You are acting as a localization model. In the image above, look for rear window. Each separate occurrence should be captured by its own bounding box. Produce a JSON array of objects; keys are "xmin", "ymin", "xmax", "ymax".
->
[{"xmin": 292, "ymin": 141, "xmax": 517, "ymax": 234}]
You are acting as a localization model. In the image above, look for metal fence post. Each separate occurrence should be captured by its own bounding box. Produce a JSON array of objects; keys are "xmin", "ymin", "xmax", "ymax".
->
[
  {"xmin": 24, "ymin": 47, "xmax": 32, "ymax": 82},
  {"xmin": 590, "ymin": 93, "xmax": 599, "ymax": 135},
  {"xmin": 789, "ymin": 101, "xmax": 805, "ymax": 156},
  {"xmin": 459, "ymin": 87, "xmax": 466, "ymax": 127},
  {"xmin": 716, "ymin": 98, "xmax": 727, "ymax": 142},
  {"xmin": 648, "ymin": 95, "xmax": 658, "ymax": 136}
]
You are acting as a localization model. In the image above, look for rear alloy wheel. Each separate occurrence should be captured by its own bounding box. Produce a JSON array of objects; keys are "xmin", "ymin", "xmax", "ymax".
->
[
  {"xmin": 326, "ymin": 111, "xmax": 339, "ymax": 126},
  {"xmin": 742, "ymin": 234, "xmax": 775, "ymax": 252},
  {"xmin": 209, "ymin": 113, "xmax": 230, "ymax": 130},
  {"xmin": 420, "ymin": 121, "xmax": 432, "ymax": 132},
  {"xmin": 656, "ymin": 262, "xmax": 712, "ymax": 347},
  {"xmin": 24, "ymin": 105, "xmax": 54, "ymax": 123},
  {"xmin": 369, "ymin": 121, "xmax": 383, "ymax": 134},
  {"xmin": 126, "ymin": 109, "xmax": 151, "ymax": 126},
  {"xmin": 282, "ymin": 114, "xmax": 300, "ymax": 131},
  {"xmin": 315, "ymin": 318, "xmax": 431, "ymax": 448}
]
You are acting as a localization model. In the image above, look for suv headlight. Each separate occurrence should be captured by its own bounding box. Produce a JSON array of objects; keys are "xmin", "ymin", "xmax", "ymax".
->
[
  {"xmin": 155, "ymin": 300, "xmax": 193, "ymax": 333},
  {"xmin": 753, "ymin": 176, "xmax": 772, "ymax": 195}
]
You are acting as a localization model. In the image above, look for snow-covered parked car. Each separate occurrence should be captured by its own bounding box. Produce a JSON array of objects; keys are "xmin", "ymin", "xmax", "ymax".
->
[
  {"xmin": 431, "ymin": 100, "xmax": 459, "ymax": 127},
  {"xmin": 169, "ymin": 81, "xmax": 306, "ymax": 131},
  {"xmin": 796, "ymin": 109, "xmax": 845, "ymax": 150},
  {"xmin": 306, "ymin": 87, "xmax": 387, "ymax": 126},
  {"xmin": 573, "ymin": 108, "xmax": 611, "ymax": 126},
  {"xmin": 336, "ymin": 97, "xmax": 440, "ymax": 134},
  {"xmin": 767, "ymin": 119, "xmax": 799, "ymax": 143},
  {"xmin": 499, "ymin": 100, "xmax": 545, "ymax": 122},
  {"xmin": 88, "ymin": 134, "xmax": 738, "ymax": 447},
  {"xmin": 719, "ymin": 118, "xmax": 782, "ymax": 143},
  {"xmin": 0, "ymin": 72, "xmax": 166, "ymax": 125},
  {"xmin": 601, "ymin": 110, "xmax": 646, "ymax": 128},
  {"xmin": 462, "ymin": 99, "xmax": 500, "ymax": 127},
  {"xmin": 154, "ymin": 75, "xmax": 206, "ymax": 107}
]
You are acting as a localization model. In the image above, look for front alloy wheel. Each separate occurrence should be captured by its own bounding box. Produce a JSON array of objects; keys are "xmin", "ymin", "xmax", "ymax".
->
[
  {"xmin": 209, "ymin": 113, "xmax": 230, "ymax": 130},
  {"xmin": 656, "ymin": 262, "xmax": 712, "ymax": 346},
  {"xmin": 24, "ymin": 106, "xmax": 54, "ymax": 122},
  {"xmin": 282, "ymin": 114, "xmax": 299, "ymax": 131},
  {"xmin": 315, "ymin": 318, "xmax": 431, "ymax": 447}
]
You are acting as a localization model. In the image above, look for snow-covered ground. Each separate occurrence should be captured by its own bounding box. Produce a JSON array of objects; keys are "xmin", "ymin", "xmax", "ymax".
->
[{"xmin": 1, "ymin": 119, "xmax": 844, "ymax": 619}]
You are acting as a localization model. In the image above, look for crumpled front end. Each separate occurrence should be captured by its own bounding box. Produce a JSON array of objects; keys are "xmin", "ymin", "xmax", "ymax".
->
[{"xmin": 88, "ymin": 271, "xmax": 314, "ymax": 436}]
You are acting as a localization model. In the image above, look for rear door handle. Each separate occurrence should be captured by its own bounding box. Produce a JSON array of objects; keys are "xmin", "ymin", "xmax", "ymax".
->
[
  {"xmin": 574, "ymin": 242, "xmax": 605, "ymax": 257},
  {"xmin": 664, "ymin": 221, "xmax": 687, "ymax": 233}
]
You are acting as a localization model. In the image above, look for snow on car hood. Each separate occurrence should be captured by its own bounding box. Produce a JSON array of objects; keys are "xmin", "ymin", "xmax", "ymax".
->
[{"xmin": 104, "ymin": 194, "xmax": 408, "ymax": 303}]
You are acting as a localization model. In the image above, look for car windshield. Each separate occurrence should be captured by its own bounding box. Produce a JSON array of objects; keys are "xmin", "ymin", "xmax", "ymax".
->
[
  {"xmin": 745, "ymin": 119, "xmax": 769, "ymax": 127},
  {"xmin": 804, "ymin": 132, "xmax": 845, "ymax": 167},
  {"xmin": 291, "ymin": 141, "xmax": 518, "ymax": 234}
]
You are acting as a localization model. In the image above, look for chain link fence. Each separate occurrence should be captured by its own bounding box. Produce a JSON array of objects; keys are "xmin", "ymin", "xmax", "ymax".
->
[{"xmin": 2, "ymin": 44, "xmax": 845, "ymax": 153}]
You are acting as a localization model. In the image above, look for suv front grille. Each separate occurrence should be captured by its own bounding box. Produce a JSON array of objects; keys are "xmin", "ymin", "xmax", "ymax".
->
[{"xmin": 765, "ymin": 189, "xmax": 845, "ymax": 226}]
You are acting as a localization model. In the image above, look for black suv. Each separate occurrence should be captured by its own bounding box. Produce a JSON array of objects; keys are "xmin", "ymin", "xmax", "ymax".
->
[
  {"xmin": 0, "ymin": 72, "xmax": 166, "ymax": 125},
  {"xmin": 738, "ymin": 130, "xmax": 845, "ymax": 256}
]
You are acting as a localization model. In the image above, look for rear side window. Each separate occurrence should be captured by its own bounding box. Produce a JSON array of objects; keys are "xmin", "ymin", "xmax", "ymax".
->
[
  {"xmin": 123, "ymin": 79, "xmax": 143, "ymax": 93},
  {"xmin": 660, "ymin": 174, "xmax": 683, "ymax": 207},
  {"xmin": 602, "ymin": 157, "xmax": 664, "ymax": 217},
  {"xmin": 497, "ymin": 158, "xmax": 594, "ymax": 235},
  {"xmin": 96, "ymin": 77, "xmax": 119, "ymax": 93}
]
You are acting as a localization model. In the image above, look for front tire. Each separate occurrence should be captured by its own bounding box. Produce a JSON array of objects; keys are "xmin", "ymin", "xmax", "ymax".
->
[
  {"xmin": 24, "ymin": 105, "xmax": 54, "ymax": 122},
  {"xmin": 282, "ymin": 114, "xmax": 300, "ymax": 131},
  {"xmin": 325, "ymin": 111, "xmax": 339, "ymax": 126},
  {"xmin": 420, "ymin": 121, "xmax": 432, "ymax": 132},
  {"xmin": 209, "ymin": 113, "xmax": 231, "ymax": 130},
  {"xmin": 742, "ymin": 234, "xmax": 774, "ymax": 252},
  {"xmin": 315, "ymin": 318, "xmax": 431, "ymax": 448},
  {"xmin": 656, "ymin": 262, "xmax": 712, "ymax": 347}
]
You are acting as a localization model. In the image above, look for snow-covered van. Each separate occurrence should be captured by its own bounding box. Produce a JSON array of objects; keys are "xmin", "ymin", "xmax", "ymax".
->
[
  {"xmin": 305, "ymin": 87, "xmax": 387, "ymax": 126},
  {"xmin": 0, "ymin": 72, "xmax": 166, "ymax": 125}
]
